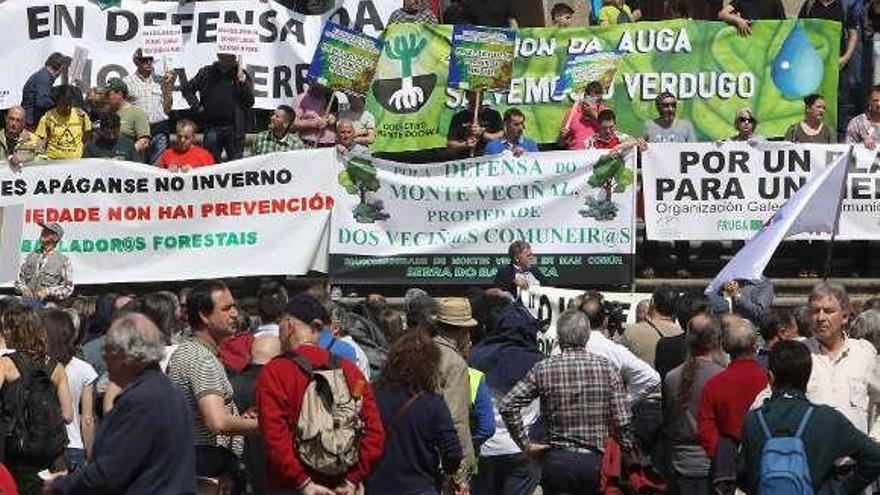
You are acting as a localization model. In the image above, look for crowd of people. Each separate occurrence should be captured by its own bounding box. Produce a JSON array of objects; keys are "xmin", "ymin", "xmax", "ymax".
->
[{"xmin": 1, "ymin": 239, "xmax": 880, "ymax": 494}]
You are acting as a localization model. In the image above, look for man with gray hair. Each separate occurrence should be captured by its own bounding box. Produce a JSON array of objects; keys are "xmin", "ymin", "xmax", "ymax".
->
[
  {"xmin": 500, "ymin": 308, "xmax": 633, "ymax": 495},
  {"xmin": 696, "ymin": 314, "xmax": 767, "ymax": 460},
  {"xmin": 804, "ymin": 282, "xmax": 879, "ymax": 434},
  {"xmin": 1, "ymin": 105, "xmax": 37, "ymax": 166},
  {"xmin": 48, "ymin": 313, "xmax": 196, "ymax": 494}
]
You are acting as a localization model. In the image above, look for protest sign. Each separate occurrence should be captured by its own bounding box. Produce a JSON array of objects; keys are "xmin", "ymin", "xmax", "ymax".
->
[
  {"xmin": 217, "ymin": 22, "xmax": 260, "ymax": 57},
  {"xmin": 141, "ymin": 25, "xmax": 183, "ymax": 58},
  {"xmin": 367, "ymin": 20, "xmax": 841, "ymax": 152},
  {"xmin": 522, "ymin": 286, "xmax": 651, "ymax": 355},
  {"xmin": 641, "ymin": 142, "xmax": 880, "ymax": 241},
  {"xmin": 553, "ymin": 50, "xmax": 625, "ymax": 98},
  {"xmin": 329, "ymin": 149, "xmax": 636, "ymax": 286},
  {"xmin": 307, "ymin": 22, "xmax": 383, "ymax": 95},
  {"xmin": 0, "ymin": 150, "xmax": 336, "ymax": 284},
  {"xmin": 448, "ymin": 25, "xmax": 516, "ymax": 91},
  {"xmin": 0, "ymin": 205, "xmax": 23, "ymax": 285},
  {"xmin": 0, "ymin": 0, "xmax": 398, "ymax": 110},
  {"xmin": 69, "ymin": 46, "xmax": 89, "ymax": 84}
]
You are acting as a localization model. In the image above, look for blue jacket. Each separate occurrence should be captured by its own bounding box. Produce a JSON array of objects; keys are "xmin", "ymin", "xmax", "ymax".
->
[
  {"xmin": 318, "ymin": 328, "xmax": 359, "ymax": 365},
  {"xmin": 53, "ymin": 368, "xmax": 196, "ymax": 495},
  {"xmin": 485, "ymin": 136, "xmax": 539, "ymax": 156},
  {"xmin": 21, "ymin": 67, "xmax": 56, "ymax": 127}
]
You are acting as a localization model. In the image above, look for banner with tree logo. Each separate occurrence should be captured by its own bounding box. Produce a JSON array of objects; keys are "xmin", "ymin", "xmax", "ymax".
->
[
  {"xmin": 307, "ymin": 22, "xmax": 384, "ymax": 95},
  {"xmin": 367, "ymin": 19, "xmax": 841, "ymax": 152},
  {"xmin": 329, "ymin": 149, "xmax": 637, "ymax": 286}
]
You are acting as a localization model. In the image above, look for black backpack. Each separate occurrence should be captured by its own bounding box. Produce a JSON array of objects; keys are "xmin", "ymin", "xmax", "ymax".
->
[{"xmin": 1, "ymin": 353, "xmax": 67, "ymax": 466}]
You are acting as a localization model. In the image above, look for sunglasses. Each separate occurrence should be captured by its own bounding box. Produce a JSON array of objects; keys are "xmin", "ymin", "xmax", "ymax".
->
[{"xmin": 737, "ymin": 117, "xmax": 756, "ymax": 124}]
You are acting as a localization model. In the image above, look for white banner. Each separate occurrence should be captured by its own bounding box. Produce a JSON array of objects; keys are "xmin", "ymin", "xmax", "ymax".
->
[
  {"xmin": 0, "ymin": 150, "xmax": 336, "ymax": 285},
  {"xmin": 0, "ymin": 205, "xmax": 23, "ymax": 285},
  {"xmin": 0, "ymin": 0, "xmax": 398, "ymax": 109},
  {"xmin": 522, "ymin": 286, "xmax": 651, "ymax": 356},
  {"xmin": 642, "ymin": 142, "xmax": 880, "ymax": 240},
  {"xmin": 329, "ymin": 150, "xmax": 637, "ymax": 285}
]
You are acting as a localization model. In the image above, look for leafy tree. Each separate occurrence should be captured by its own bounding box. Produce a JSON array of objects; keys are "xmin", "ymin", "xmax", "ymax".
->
[
  {"xmin": 580, "ymin": 154, "xmax": 634, "ymax": 222},
  {"xmin": 338, "ymin": 157, "xmax": 388, "ymax": 223}
]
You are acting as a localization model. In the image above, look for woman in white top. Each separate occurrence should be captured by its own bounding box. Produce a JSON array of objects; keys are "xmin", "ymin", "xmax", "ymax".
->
[{"xmin": 44, "ymin": 308, "xmax": 97, "ymax": 473}]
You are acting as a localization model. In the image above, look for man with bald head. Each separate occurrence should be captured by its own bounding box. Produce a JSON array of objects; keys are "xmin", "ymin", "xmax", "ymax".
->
[
  {"xmin": 696, "ymin": 315, "xmax": 767, "ymax": 460},
  {"xmin": 48, "ymin": 313, "xmax": 196, "ymax": 494},
  {"xmin": 1, "ymin": 106, "xmax": 36, "ymax": 167}
]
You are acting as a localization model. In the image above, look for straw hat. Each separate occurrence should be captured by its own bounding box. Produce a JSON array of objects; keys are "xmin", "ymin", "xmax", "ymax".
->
[{"xmin": 435, "ymin": 297, "xmax": 478, "ymax": 328}]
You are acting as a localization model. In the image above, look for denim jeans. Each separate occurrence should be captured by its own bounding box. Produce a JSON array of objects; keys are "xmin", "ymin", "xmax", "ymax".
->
[
  {"xmin": 538, "ymin": 448, "xmax": 601, "ymax": 495},
  {"xmin": 147, "ymin": 132, "xmax": 169, "ymax": 165},
  {"xmin": 202, "ymin": 125, "xmax": 244, "ymax": 163},
  {"xmin": 471, "ymin": 453, "xmax": 540, "ymax": 495},
  {"xmin": 65, "ymin": 447, "xmax": 86, "ymax": 472}
]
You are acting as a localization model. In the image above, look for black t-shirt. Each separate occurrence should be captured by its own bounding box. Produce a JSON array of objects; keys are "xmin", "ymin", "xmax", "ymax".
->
[
  {"xmin": 83, "ymin": 136, "xmax": 139, "ymax": 161},
  {"xmin": 730, "ymin": 0, "xmax": 787, "ymax": 20},
  {"xmin": 447, "ymin": 106, "xmax": 503, "ymax": 156},
  {"xmin": 464, "ymin": 0, "xmax": 514, "ymax": 27},
  {"xmin": 800, "ymin": 0, "xmax": 857, "ymax": 28}
]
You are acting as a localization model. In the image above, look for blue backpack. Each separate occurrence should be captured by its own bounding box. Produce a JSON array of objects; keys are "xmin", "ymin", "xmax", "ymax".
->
[{"xmin": 756, "ymin": 406, "xmax": 815, "ymax": 495}]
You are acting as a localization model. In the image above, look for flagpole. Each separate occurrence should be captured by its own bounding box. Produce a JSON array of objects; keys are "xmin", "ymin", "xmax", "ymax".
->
[{"xmin": 822, "ymin": 146, "xmax": 852, "ymax": 280}]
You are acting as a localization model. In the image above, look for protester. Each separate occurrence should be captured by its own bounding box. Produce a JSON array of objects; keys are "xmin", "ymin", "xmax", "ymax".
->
[
  {"xmin": 850, "ymin": 307, "xmax": 880, "ymax": 342},
  {"xmin": 803, "ymin": 282, "xmax": 878, "ymax": 433},
  {"xmin": 707, "ymin": 277, "xmax": 774, "ymax": 325},
  {"xmin": 444, "ymin": 0, "xmax": 471, "ymax": 23},
  {"xmin": 251, "ymin": 281, "xmax": 288, "ymax": 338},
  {"xmin": 663, "ymin": 314, "xmax": 723, "ymax": 495},
  {"xmin": 388, "ymin": 0, "xmax": 439, "ymax": 24},
  {"xmin": 469, "ymin": 294, "xmax": 543, "ymax": 495},
  {"xmin": 104, "ymin": 78, "xmax": 151, "ymax": 158},
  {"xmin": 365, "ymin": 331, "xmax": 464, "ymax": 494},
  {"xmin": 182, "ymin": 53, "xmax": 255, "ymax": 162},
  {"xmin": 83, "ymin": 113, "xmax": 139, "ymax": 161},
  {"xmin": 500, "ymin": 308, "xmax": 633, "ymax": 495},
  {"xmin": 430, "ymin": 297, "xmax": 477, "ymax": 484},
  {"xmin": 846, "ymin": 84, "xmax": 880, "ymax": 147},
  {"xmin": 462, "ymin": 0, "xmax": 517, "ymax": 27},
  {"xmin": 655, "ymin": 293, "xmax": 713, "ymax": 381},
  {"xmin": 446, "ymin": 90, "xmax": 504, "ymax": 158},
  {"xmin": 43, "ymin": 309, "xmax": 96, "ymax": 474},
  {"xmin": 47, "ymin": 313, "xmax": 197, "ymax": 495},
  {"xmin": 559, "ymin": 87, "xmax": 601, "ymax": 150},
  {"xmin": 123, "ymin": 49, "xmax": 175, "ymax": 164},
  {"xmin": 336, "ymin": 119, "xmax": 370, "ymax": 156},
  {"xmin": 1, "ymin": 106, "xmax": 37, "ymax": 166},
  {"xmin": 599, "ymin": 0, "xmax": 636, "ymax": 25},
  {"xmin": 642, "ymin": 92, "xmax": 697, "ymax": 143},
  {"xmin": 635, "ymin": 299, "xmax": 650, "ymax": 323},
  {"xmin": 784, "ymin": 93, "xmax": 836, "ymax": 143},
  {"xmin": 578, "ymin": 291, "xmax": 661, "ymax": 405},
  {"xmin": 293, "ymin": 84, "xmax": 338, "ymax": 148},
  {"xmin": 756, "ymin": 310, "xmax": 799, "ymax": 368},
  {"xmin": 156, "ymin": 119, "xmax": 215, "ymax": 171},
  {"xmin": 729, "ymin": 107, "xmax": 764, "ymax": 143},
  {"xmin": 484, "ymin": 108, "xmax": 539, "ymax": 157},
  {"xmin": 255, "ymin": 292, "xmax": 384, "ymax": 494},
  {"xmin": 551, "ymin": 2, "xmax": 575, "ymax": 27},
  {"xmin": 584, "ymin": 109, "xmax": 646, "ymax": 154},
  {"xmin": 32, "ymin": 85, "xmax": 92, "ymax": 160},
  {"xmin": 252, "ymin": 104, "xmax": 307, "ymax": 155},
  {"xmin": 21, "ymin": 52, "xmax": 71, "ymax": 128},
  {"xmin": 337, "ymin": 95, "xmax": 376, "ymax": 146},
  {"xmin": 697, "ymin": 315, "xmax": 768, "ymax": 461},
  {"xmin": 492, "ymin": 241, "xmax": 547, "ymax": 298},
  {"xmin": 166, "ymin": 281, "xmax": 259, "ymax": 492},
  {"xmin": 0, "ymin": 306, "xmax": 72, "ymax": 495},
  {"xmin": 14, "ymin": 222, "xmax": 73, "ymax": 302},
  {"xmin": 738, "ymin": 340, "xmax": 880, "ymax": 494},
  {"xmin": 623, "ymin": 286, "xmax": 681, "ymax": 367},
  {"xmin": 717, "ymin": 0, "xmax": 786, "ymax": 36}
]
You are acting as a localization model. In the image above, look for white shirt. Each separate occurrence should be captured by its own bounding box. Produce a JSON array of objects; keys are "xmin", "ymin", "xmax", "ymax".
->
[
  {"xmin": 123, "ymin": 72, "xmax": 167, "ymax": 124},
  {"xmin": 586, "ymin": 330, "xmax": 661, "ymax": 405},
  {"xmin": 340, "ymin": 335, "xmax": 371, "ymax": 379},
  {"xmin": 64, "ymin": 357, "xmax": 98, "ymax": 450},
  {"xmin": 481, "ymin": 392, "xmax": 539, "ymax": 457},
  {"xmin": 805, "ymin": 337, "xmax": 878, "ymax": 433},
  {"xmin": 253, "ymin": 323, "xmax": 280, "ymax": 339}
]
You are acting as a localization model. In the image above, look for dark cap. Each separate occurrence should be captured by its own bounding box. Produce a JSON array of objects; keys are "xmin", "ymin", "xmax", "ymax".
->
[
  {"xmin": 37, "ymin": 222, "xmax": 64, "ymax": 238},
  {"xmin": 285, "ymin": 293, "xmax": 329, "ymax": 325},
  {"xmin": 105, "ymin": 77, "xmax": 128, "ymax": 95}
]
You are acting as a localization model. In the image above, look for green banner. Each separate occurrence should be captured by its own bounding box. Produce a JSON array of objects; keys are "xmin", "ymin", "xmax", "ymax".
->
[
  {"xmin": 368, "ymin": 20, "xmax": 841, "ymax": 152},
  {"xmin": 308, "ymin": 23, "xmax": 383, "ymax": 95}
]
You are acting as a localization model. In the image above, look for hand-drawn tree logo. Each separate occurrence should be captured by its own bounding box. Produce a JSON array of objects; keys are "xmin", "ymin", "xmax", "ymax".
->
[
  {"xmin": 579, "ymin": 154, "xmax": 634, "ymax": 221},
  {"xmin": 372, "ymin": 33, "xmax": 437, "ymax": 114},
  {"xmin": 338, "ymin": 156, "xmax": 390, "ymax": 224}
]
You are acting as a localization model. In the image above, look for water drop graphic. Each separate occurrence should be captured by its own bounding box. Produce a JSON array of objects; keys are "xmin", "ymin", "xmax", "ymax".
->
[{"xmin": 771, "ymin": 23, "xmax": 824, "ymax": 100}]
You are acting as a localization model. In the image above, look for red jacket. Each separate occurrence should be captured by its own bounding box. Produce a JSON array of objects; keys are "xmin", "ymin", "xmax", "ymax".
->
[
  {"xmin": 697, "ymin": 357, "xmax": 768, "ymax": 458},
  {"xmin": 256, "ymin": 344, "xmax": 385, "ymax": 491}
]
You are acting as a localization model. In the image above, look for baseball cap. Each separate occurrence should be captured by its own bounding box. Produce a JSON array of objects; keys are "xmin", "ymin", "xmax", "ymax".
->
[
  {"xmin": 105, "ymin": 77, "xmax": 128, "ymax": 95},
  {"xmin": 37, "ymin": 222, "xmax": 64, "ymax": 238}
]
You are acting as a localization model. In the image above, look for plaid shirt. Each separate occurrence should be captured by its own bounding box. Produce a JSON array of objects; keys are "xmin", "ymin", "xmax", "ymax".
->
[
  {"xmin": 387, "ymin": 8, "xmax": 438, "ymax": 24},
  {"xmin": 123, "ymin": 73, "xmax": 168, "ymax": 125},
  {"xmin": 251, "ymin": 130, "xmax": 308, "ymax": 155},
  {"xmin": 500, "ymin": 348, "xmax": 633, "ymax": 452}
]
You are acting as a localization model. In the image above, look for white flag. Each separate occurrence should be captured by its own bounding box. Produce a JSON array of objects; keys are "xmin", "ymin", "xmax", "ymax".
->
[{"xmin": 705, "ymin": 147, "xmax": 851, "ymax": 295}]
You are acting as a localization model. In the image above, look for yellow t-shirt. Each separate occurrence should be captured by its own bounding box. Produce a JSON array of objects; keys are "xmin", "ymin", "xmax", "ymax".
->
[
  {"xmin": 34, "ymin": 108, "xmax": 92, "ymax": 160},
  {"xmin": 598, "ymin": 4, "xmax": 633, "ymax": 25}
]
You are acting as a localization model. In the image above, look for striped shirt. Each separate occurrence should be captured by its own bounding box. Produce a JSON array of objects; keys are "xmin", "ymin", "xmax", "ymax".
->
[
  {"xmin": 123, "ymin": 73, "xmax": 168, "ymax": 125},
  {"xmin": 167, "ymin": 336, "xmax": 243, "ymax": 456},
  {"xmin": 500, "ymin": 348, "xmax": 633, "ymax": 452}
]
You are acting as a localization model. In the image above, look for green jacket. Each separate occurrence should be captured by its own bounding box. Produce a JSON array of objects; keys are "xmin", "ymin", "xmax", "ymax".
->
[{"xmin": 739, "ymin": 389, "xmax": 880, "ymax": 494}]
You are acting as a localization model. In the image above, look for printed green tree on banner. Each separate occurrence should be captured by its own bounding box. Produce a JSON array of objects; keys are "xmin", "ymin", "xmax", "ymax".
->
[
  {"xmin": 580, "ymin": 154, "xmax": 634, "ymax": 221},
  {"xmin": 338, "ymin": 157, "xmax": 390, "ymax": 223}
]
